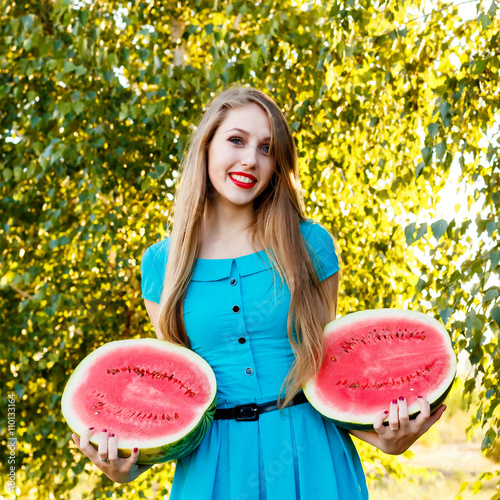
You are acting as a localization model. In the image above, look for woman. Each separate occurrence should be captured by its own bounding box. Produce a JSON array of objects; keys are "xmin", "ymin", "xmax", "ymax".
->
[{"xmin": 72, "ymin": 86, "xmax": 445, "ymax": 498}]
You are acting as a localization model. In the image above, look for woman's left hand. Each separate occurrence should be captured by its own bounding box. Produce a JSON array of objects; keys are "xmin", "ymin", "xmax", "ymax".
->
[{"xmin": 371, "ymin": 396, "xmax": 446, "ymax": 455}]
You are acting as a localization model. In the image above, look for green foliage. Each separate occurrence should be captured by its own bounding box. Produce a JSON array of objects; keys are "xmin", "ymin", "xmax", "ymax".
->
[{"xmin": 1, "ymin": 0, "xmax": 499, "ymax": 497}]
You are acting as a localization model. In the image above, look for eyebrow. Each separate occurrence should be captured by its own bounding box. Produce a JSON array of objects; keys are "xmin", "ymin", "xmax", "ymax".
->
[{"xmin": 225, "ymin": 127, "xmax": 271, "ymax": 141}]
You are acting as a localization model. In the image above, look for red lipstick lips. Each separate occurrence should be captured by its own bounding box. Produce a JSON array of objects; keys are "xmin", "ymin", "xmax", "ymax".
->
[{"xmin": 228, "ymin": 172, "xmax": 257, "ymax": 189}]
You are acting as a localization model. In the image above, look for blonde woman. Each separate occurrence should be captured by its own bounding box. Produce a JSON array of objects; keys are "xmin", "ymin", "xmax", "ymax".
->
[{"xmin": 73, "ymin": 87, "xmax": 445, "ymax": 498}]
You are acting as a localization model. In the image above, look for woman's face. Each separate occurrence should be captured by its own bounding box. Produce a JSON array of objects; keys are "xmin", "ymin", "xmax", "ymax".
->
[{"xmin": 207, "ymin": 103, "xmax": 275, "ymax": 210}]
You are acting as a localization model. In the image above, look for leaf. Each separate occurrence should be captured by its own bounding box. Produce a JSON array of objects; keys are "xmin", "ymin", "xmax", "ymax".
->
[
  {"xmin": 63, "ymin": 61, "xmax": 76, "ymax": 73},
  {"xmin": 474, "ymin": 59, "xmax": 488, "ymax": 74},
  {"xmin": 491, "ymin": 251, "xmax": 500, "ymax": 269},
  {"xmin": 138, "ymin": 48, "xmax": 150, "ymax": 62},
  {"xmin": 73, "ymin": 101, "xmax": 85, "ymax": 115},
  {"xmin": 472, "ymin": 479, "xmax": 483, "ymax": 495},
  {"xmin": 481, "ymin": 428, "xmax": 496, "ymax": 451},
  {"xmin": 414, "ymin": 222, "xmax": 427, "ymax": 242},
  {"xmin": 405, "ymin": 222, "xmax": 416, "ymax": 245},
  {"xmin": 428, "ymin": 122, "xmax": 439, "ymax": 139},
  {"xmin": 483, "ymin": 289, "xmax": 499, "ymax": 302},
  {"xmin": 440, "ymin": 101, "xmax": 451, "ymax": 120},
  {"xmin": 436, "ymin": 141, "xmax": 446, "ymax": 159},
  {"xmin": 491, "ymin": 306, "xmax": 500, "ymax": 327},
  {"xmin": 458, "ymin": 481, "xmax": 469, "ymax": 494},
  {"xmin": 75, "ymin": 65, "xmax": 87, "ymax": 76},
  {"xmin": 431, "ymin": 219, "xmax": 448, "ymax": 241},
  {"xmin": 2, "ymin": 168, "xmax": 12, "ymax": 182},
  {"xmin": 415, "ymin": 161, "xmax": 425, "ymax": 177},
  {"xmin": 119, "ymin": 103, "xmax": 129, "ymax": 121},
  {"xmin": 479, "ymin": 13, "xmax": 491, "ymax": 29},
  {"xmin": 421, "ymin": 146, "xmax": 432, "ymax": 165},
  {"xmin": 439, "ymin": 308, "xmax": 453, "ymax": 325}
]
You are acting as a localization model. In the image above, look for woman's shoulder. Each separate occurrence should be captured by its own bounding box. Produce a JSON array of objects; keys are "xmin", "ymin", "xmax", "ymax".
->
[
  {"xmin": 299, "ymin": 219, "xmax": 339, "ymax": 280},
  {"xmin": 140, "ymin": 237, "xmax": 172, "ymax": 304},
  {"xmin": 144, "ymin": 236, "xmax": 172, "ymax": 257},
  {"xmin": 141, "ymin": 237, "xmax": 172, "ymax": 275},
  {"xmin": 299, "ymin": 219, "xmax": 334, "ymax": 244}
]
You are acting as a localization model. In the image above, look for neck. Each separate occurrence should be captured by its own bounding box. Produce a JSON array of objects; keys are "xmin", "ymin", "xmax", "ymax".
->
[
  {"xmin": 204, "ymin": 198, "xmax": 254, "ymax": 234},
  {"xmin": 199, "ymin": 199, "xmax": 257, "ymax": 257}
]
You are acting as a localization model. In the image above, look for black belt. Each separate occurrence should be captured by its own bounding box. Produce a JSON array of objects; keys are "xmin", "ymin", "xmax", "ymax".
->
[{"xmin": 214, "ymin": 392, "xmax": 308, "ymax": 422}]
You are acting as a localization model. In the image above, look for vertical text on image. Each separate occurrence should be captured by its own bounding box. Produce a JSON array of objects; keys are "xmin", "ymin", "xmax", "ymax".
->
[{"xmin": 6, "ymin": 393, "xmax": 17, "ymax": 494}]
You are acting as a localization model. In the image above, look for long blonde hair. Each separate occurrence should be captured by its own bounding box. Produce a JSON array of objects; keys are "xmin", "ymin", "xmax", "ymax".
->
[{"xmin": 158, "ymin": 86, "xmax": 332, "ymax": 407}]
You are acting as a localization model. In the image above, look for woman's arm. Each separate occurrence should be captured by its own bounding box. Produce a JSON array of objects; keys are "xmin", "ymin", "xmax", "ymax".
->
[
  {"xmin": 349, "ymin": 400, "xmax": 446, "ymax": 455},
  {"xmin": 144, "ymin": 299, "xmax": 162, "ymax": 339},
  {"xmin": 317, "ymin": 272, "xmax": 339, "ymax": 324}
]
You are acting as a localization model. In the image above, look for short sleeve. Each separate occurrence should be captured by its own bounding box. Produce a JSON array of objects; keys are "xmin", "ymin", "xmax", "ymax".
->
[
  {"xmin": 140, "ymin": 239, "xmax": 170, "ymax": 304},
  {"xmin": 301, "ymin": 221, "xmax": 340, "ymax": 281}
]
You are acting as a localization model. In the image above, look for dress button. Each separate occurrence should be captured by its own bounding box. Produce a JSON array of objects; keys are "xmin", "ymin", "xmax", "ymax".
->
[
  {"xmin": 232, "ymin": 305, "xmax": 240, "ymax": 313},
  {"xmin": 238, "ymin": 337, "xmax": 246, "ymax": 344},
  {"xmin": 230, "ymin": 278, "xmax": 237, "ymax": 286},
  {"xmin": 245, "ymin": 367, "xmax": 253, "ymax": 376}
]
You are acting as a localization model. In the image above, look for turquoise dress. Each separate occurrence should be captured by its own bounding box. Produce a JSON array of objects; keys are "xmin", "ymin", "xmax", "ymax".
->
[{"xmin": 141, "ymin": 220, "xmax": 368, "ymax": 500}]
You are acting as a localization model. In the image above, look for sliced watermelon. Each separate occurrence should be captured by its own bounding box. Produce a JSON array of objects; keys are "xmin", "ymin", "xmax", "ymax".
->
[
  {"xmin": 303, "ymin": 309, "xmax": 456, "ymax": 430},
  {"xmin": 62, "ymin": 339, "xmax": 217, "ymax": 464}
]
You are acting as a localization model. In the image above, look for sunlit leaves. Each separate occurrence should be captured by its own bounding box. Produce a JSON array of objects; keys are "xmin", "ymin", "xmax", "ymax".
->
[{"xmin": 431, "ymin": 219, "xmax": 448, "ymax": 242}]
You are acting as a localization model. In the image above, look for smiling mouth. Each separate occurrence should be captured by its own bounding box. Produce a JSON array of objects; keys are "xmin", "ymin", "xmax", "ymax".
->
[{"xmin": 228, "ymin": 172, "xmax": 257, "ymax": 189}]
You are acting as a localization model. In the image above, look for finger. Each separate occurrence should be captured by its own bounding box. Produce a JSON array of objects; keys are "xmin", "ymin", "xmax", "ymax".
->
[
  {"xmin": 373, "ymin": 410, "xmax": 390, "ymax": 433},
  {"xmin": 388, "ymin": 398, "xmax": 399, "ymax": 431},
  {"xmin": 72, "ymin": 433, "xmax": 80, "ymax": 447},
  {"xmin": 108, "ymin": 433, "xmax": 119, "ymax": 463},
  {"xmin": 427, "ymin": 404, "xmax": 447, "ymax": 426},
  {"xmin": 98, "ymin": 428, "xmax": 109, "ymax": 461},
  {"xmin": 414, "ymin": 396, "xmax": 431, "ymax": 424},
  {"xmin": 127, "ymin": 446, "xmax": 141, "ymax": 467},
  {"xmin": 128, "ymin": 448, "xmax": 154, "ymax": 475},
  {"xmin": 397, "ymin": 396, "xmax": 409, "ymax": 429},
  {"xmin": 77, "ymin": 427, "xmax": 95, "ymax": 450}
]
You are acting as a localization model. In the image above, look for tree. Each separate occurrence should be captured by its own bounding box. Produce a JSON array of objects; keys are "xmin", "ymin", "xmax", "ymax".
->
[{"xmin": 1, "ymin": 0, "xmax": 498, "ymax": 497}]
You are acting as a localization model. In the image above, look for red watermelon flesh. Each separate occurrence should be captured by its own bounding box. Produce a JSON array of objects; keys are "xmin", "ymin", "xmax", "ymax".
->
[
  {"xmin": 62, "ymin": 339, "xmax": 217, "ymax": 463},
  {"xmin": 303, "ymin": 309, "xmax": 456, "ymax": 430}
]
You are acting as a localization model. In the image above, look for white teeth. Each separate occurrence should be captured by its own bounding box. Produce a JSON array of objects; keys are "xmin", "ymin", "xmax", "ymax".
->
[{"xmin": 231, "ymin": 174, "xmax": 255, "ymax": 184}]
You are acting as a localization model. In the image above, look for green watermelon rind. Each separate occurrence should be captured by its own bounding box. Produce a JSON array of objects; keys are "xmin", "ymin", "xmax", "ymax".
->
[
  {"xmin": 62, "ymin": 338, "xmax": 217, "ymax": 464},
  {"xmin": 303, "ymin": 309, "xmax": 457, "ymax": 432},
  {"xmin": 96, "ymin": 394, "xmax": 217, "ymax": 464},
  {"xmin": 319, "ymin": 378, "xmax": 454, "ymax": 432}
]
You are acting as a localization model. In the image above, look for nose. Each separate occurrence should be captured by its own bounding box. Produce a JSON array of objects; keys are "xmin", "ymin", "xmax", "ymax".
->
[{"xmin": 241, "ymin": 145, "xmax": 257, "ymax": 167}]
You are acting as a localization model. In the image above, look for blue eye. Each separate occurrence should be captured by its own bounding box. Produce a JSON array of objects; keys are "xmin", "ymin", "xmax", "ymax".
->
[
  {"xmin": 229, "ymin": 137, "xmax": 243, "ymax": 145},
  {"xmin": 261, "ymin": 145, "xmax": 270, "ymax": 154}
]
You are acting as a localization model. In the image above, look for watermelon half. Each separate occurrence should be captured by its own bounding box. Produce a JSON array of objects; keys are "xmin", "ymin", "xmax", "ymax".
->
[
  {"xmin": 62, "ymin": 338, "xmax": 217, "ymax": 464},
  {"xmin": 303, "ymin": 309, "xmax": 457, "ymax": 430}
]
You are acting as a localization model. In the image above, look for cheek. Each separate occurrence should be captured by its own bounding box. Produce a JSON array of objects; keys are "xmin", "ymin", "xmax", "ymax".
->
[
  {"xmin": 206, "ymin": 148, "xmax": 220, "ymax": 180},
  {"xmin": 263, "ymin": 161, "xmax": 275, "ymax": 185}
]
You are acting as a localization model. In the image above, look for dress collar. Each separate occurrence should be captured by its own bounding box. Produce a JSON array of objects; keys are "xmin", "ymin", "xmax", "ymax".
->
[{"xmin": 191, "ymin": 250, "xmax": 273, "ymax": 281}]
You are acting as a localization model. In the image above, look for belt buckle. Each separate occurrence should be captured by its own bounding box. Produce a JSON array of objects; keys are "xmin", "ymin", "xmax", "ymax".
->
[{"xmin": 234, "ymin": 403, "xmax": 259, "ymax": 421}]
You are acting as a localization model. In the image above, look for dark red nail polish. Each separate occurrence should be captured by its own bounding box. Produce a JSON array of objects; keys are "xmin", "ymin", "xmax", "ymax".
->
[
  {"xmin": 384, "ymin": 410, "xmax": 389, "ymax": 414},
  {"xmin": 88, "ymin": 427, "xmax": 94, "ymax": 430},
  {"xmin": 392, "ymin": 399, "xmax": 397, "ymax": 404},
  {"xmin": 109, "ymin": 433, "xmax": 115, "ymax": 437},
  {"xmin": 417, "ymin": 395, "xmax": 423, "ymax": 399},
  {"xmin": 133, "ymin": 447, "xmax": 138, "ymax": 453},
  {"xmin": 399, "ymin": 396, "xmax": 405, "ymax": 401},
  {"xmin": 102, "ymin": 429, "xmax": 107, "ymax": 432}
]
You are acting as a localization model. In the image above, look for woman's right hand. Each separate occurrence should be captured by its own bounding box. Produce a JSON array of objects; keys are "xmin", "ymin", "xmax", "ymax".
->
[{"xmin": 71, "ymin": 428, "xmax": 154, "ymax": 483}]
